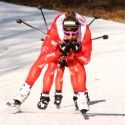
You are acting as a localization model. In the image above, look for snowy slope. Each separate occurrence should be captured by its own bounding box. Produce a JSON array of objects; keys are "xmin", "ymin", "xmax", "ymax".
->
[{"xmin": 0, "ymin": 1, "xmax": 125, "ymax": 125}]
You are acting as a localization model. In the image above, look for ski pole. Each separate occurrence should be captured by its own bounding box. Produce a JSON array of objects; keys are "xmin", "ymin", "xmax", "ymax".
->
[
  {"xmin": 92, "ymin": 35, "xmax": 108, "ymax": 40},
  {"xmin": 16, "ymin": 19, "xmax": 108, "ymax": 42},
  {"xmin": 38, "ymin": 6, "xmax": 48, "ymax": 30},
  {"xmin": 16, "ymin": 18, "xmax": 46, "ymax": 35},
  {"xmin": 16, "ymin": 18, "xmax": 54, "ymax": 42},
  {"xmin": 88, "ymin": 16, "xmax": 101, "ymax": 26}
]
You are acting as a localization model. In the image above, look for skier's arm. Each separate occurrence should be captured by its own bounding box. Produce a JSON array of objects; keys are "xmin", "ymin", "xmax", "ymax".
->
[
  {"xmin": 41, "ymin": 15, "xmax": 62, "ymax": 63},
  {"xmin": 75, "ymin": 26, "xmax": 92, "ymax": 65},
  {"xmin": 43, "ymin": 41, "xmax": 71, "ymax": 64},
  {"xmin": 43, "ymin": 49, "xmax": 61, "ymax": 63}
]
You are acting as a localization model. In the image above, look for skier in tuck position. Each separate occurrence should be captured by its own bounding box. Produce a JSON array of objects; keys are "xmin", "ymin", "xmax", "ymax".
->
[
  {"xmin": 37, "ymin": 12, "xmax": 92, "ymax": 114},
  {"xmin": 36, "ymin": 10, "xmax": 92, "ymax": 118},
  {"xmin": 7, "ymin": 10, "xmax": 92, "ymax": 118}
]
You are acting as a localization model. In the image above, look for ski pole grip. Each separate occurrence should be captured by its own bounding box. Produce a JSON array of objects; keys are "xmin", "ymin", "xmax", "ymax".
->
[
  {"xmin": 16, "ymin": 18, "xmax": 22, "ymax": 24},
  {"xmin": 38, "ymin": 6, "xmax": 42, "ymax": 10},
  {"xmin": 103, "ymin": 35, "xmax": 108, "ymax": 39}
]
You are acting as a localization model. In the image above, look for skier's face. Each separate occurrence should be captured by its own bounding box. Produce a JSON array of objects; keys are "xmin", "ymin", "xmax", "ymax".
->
[{"xmin": 63, "ymin": 28, "xmax": 79, "ymax": 41}]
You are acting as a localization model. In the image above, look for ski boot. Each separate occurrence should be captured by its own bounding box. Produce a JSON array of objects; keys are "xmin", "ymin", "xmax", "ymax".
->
[
  {"xmin": 54, "ymin": 92, "xmax": 63, "ymax": 109},
  {"xmin": 6, "ymin": 99, "xmax": 22, "ymax": 113},
  {"xmin": 85, "ymin": 91, "xmax": 90, "ymax": 104},
  {"xmin": 37, "ymin": 93, "xmax": 50, "ymax": 110},
  {"xmin": 73, "ymin": 95, "xmax": 79, "ymax": 110},
  {"xmin": 7, "ymin": 99, "xmax": 21, "ymax": 107},
  {"xmin": 77, "ymin": 92, "xmax": 90, "ymax": 119},
  {"xmin": 7, "ymin": 83, "xmax": 31, "ymax": 107}
]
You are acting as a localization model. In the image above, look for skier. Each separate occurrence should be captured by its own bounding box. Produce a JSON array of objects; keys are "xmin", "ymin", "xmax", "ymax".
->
[
  {"xmin": 7, "ymin": 11, "xmax": 92, "ymax": 118},
  {"xmin": 36, "ymin": 10, "xmax": 92, "ymax": 118}
]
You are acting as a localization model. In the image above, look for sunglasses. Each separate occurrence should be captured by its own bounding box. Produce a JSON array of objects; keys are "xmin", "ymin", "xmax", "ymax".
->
[{"xmin": 64, "ymin": 29, "xmax": 79, "ymax": 36}]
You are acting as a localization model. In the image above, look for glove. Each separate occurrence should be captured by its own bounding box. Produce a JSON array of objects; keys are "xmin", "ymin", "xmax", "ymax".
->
[
  {"xmin": 58, "ymin": 58, "xmax": 68, "ymax": 67},
  {"xmin": 59, "ymin": 42, "xmax": 70, "ymax": 56},
  {"xmin": 70, "ymin": 41, "xmax": 82, "ymax": 53}
]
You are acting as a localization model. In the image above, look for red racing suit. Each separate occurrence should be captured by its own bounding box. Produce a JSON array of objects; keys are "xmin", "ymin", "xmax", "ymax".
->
[{"xmin": 25, "ymin": 13, "xmax": 92, "ymax": 93}]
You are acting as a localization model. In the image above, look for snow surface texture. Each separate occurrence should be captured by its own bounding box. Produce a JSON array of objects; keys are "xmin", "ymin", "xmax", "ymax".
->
[{"xmin": 0, "ymin": 1, "xmax": 125, "ymax": 125}]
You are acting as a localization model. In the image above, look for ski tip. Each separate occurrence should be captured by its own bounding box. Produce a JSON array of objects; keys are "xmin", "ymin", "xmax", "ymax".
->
[{"xmin": 12, "ymin": 110, "xmax": 22, "ymax": 114}]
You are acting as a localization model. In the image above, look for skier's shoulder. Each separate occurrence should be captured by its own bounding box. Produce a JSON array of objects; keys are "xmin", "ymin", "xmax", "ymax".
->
[{"xmin": 76, "ymin": 13, "xmax": 87, "ymax": 25}]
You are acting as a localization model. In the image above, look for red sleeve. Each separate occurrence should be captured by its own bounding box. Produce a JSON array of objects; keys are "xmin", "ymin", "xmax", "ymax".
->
[
  {"xmin": 40, "ymin": 15, "xmax": 62, "ymax": 63},
  {"xmin": 43, "ymin": 49, "xmax": 61, "ymax": 63},
  {"xmin": 75, "ymin": 25, "xmax": 92, "ymax": 65},
  {"xmin": 41, "ymin": 15, "xmax": 60, "ymax": 54}
]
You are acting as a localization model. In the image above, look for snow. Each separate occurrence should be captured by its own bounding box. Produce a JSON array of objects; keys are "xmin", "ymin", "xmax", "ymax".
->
[{"xmin": 0, "ymin": 1, "xmax": 125, "ymax": 125}]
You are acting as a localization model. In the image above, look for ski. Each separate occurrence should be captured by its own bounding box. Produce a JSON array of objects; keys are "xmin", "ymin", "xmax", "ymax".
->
[{"xmin": 12, "ymin": 109, "xmax": 22, "ymax": 114}]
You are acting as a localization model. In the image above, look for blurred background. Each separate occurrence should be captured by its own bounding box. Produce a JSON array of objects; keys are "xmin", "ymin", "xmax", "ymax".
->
[{"xmin": 1, "ymin": 0, "xmax": 125, "ymax": 23}]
